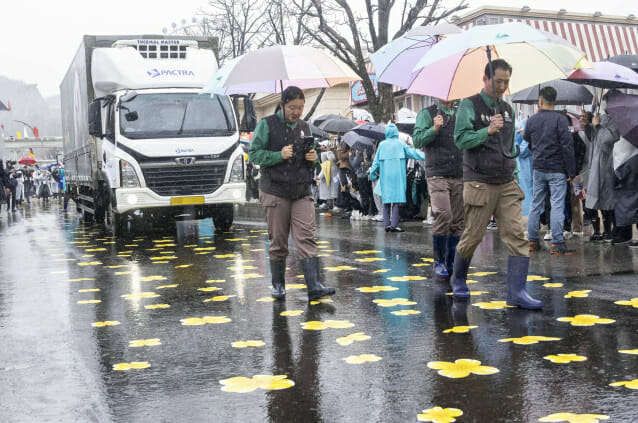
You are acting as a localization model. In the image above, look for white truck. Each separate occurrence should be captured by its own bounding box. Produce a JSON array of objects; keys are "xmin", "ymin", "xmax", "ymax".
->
[{"xmin": 60, "ymin": 35, "xmax": 255, "ymax": 232}]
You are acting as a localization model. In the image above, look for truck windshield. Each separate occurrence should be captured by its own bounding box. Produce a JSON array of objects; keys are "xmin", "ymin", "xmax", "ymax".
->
[{"xmin": 119, "ymin": 93, "xmax": 236, "ymax": 139}]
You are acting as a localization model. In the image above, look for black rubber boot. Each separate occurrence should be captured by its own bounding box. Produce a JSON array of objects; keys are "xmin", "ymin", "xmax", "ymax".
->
[
  {"xmin": 432, "ymin": 234, "xmax": 449, "ymax": 278},
  {"xmin": 270, "ymin": 259, "xmax": 286, "ymax": 300},
  {"xmin": 506, "ymin": 256, "xmax": 542, "ymax": 309},
  {"xmin": 450, "ymin": 250, "xmax": 471, "ymax": 299},
  {"xmin": 445, "ymin": 235, "xmax": 461, "ymax": 276},
  {"xmin": 301, "ymin": 257, "xmax": 336, "ymax": 301}
]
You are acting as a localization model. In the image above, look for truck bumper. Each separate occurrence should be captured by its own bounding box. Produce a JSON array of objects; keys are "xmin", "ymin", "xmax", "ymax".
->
[{"xmin": 114, "ymin": 183, "xmax": 246, "ymax": 214}]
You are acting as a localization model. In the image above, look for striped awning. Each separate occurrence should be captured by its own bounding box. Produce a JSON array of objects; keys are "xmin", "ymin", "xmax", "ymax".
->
[{"xmin": 464, "ymin": 19, "xmax": 638, "ymax": 63}]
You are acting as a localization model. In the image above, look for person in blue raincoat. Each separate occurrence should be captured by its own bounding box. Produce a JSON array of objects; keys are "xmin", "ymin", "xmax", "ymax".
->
[
  {"xmin": 369, "ymin": 123, "xmax": 425, "ymax": 232},
  {"xmin": 515, "ymin": 118, "xmax": 532, "ymax": 216}
]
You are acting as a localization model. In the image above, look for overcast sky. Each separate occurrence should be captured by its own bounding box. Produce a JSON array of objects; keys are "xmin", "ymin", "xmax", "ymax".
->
[{"xmin": 0, "ymin": 0, "xmax": 635, "ymax": 98}]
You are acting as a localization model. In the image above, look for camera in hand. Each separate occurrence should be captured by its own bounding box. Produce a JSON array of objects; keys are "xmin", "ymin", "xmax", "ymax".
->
[{"xmin": 291, "ymin": 136, "xmax": 315, "ymax": 163}]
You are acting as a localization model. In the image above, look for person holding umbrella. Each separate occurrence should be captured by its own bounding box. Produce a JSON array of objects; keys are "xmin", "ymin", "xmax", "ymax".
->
[
  {"xmin": 451, "ymin": 59, "xmax": 542, "ymax": 309},
  {"xmin": 249, "ymin": 86, "xmax": 336, "ymax": 302},
  {"xmin": 413, "ymin": 98, "xmax": 463, "ymax": 279}
]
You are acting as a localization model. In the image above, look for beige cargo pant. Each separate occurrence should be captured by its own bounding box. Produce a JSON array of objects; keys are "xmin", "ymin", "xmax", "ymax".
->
[
  {"xmin": 456, "ymin": 180, "xmax": 529, "ymax": 259},
  {"xmin": 260, "ymin": 191, "xmax": 318, "ymax": 260},
  {"xmin": 427, "ymin": 176, "xmax": 464, "ymax": 236}
]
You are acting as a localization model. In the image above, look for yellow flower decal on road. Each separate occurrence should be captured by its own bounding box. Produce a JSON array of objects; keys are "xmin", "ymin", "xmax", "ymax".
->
[
  {"xmin": 417, "ymin": 407, "xmax": 463, "ymax": 423},
  {"xmin": 77, "ymin": 261, "xmax": 103, "ymax": 266},
  {"xmin": 287, "ymin": 284, "xmax": 307, "ymax": 289},
  {"xmin": 215, "ymin": 254, "xmax": 237, "ymax": 258},
  {"xmin": 203, "ymin": 295, "xmax": 236, "ymax": 302},
  {"xmin": 256, "ymin": 297, "xmax": 276, "ymax": 302},
  {"xmin": 157, "ymin": 284, "xmax": 178, "ymax": 289},
  {"xmin": 543, "ymin": 354, "xmax": 587, "ymax": 364},
  {"xmin": 228, "ymin": 265, "xmax": 258, "ymax": 271},
  {"xmin": 446, "ymin": 291, "xmax": 488, "ymax": 296},
  {"xmin": 527, "ymin": 275, "xmax": 550, "ymax": 281},
  {"xmin": 139, "ymin": 276, "xmax": 167, "ymax": 281},
  {"xmin": 473, "ymin": 301, "xmax": 514, "ymax": 310},
  {"xmin": 388, "ymin": 276, "xmax": 427, "ymax": 282},
  {"xmin": 373, "ymin": 298, "xmax": 417, "ymax": 307},
  {"xmin": 301, "ymin": 320, "xmax": 355, "ymax": 330},
  {"xmin": 113, "ymin": 362, "xmax": 150, "ymax": 371},
  {"xmin": 151, "ymin": 256, "xmax": 177, "ymax": 260},
  {"xmin": 121, "ymin": 292, "xmax": 160, "ymax": 300},
  {"xmin": 129, "ymin": 338, "xmax": 161, "ymax": 347},
  {"xmin": 180, "ymin": 316, "xmax": 232, "ymax": 326},
  {"xmin": 427, "ymin": 359, "xmax": 499, "ymax": 378},
  {"xmin": 619, "ymin": 349, "xmax": 638, "ymax": 355},
  {"xmin": 355, "ymin": 257, "xmax": 386, "ymax": 262},
  {"xmin": 115, "ymin": 271, "xmax": 131, "ymax": 275},
  {"xmin": 354, "ymin": 250, "xmax": 381, "ymax": 254},
  {"xmin": 544, "ymin": 283, "xmax": 564, "ymax": 288},
  {"xmin": 220, "ymin": 375, "xmax": 294, "ymax": 393},
  {"xmin": 206, "ymin": 279, "xmax": 226, "ymax": 283},
  {"xmin": 412, "ymin": 263, "xmax": 431, "ymax": 267},
  {"xmin": 85, "ymin": 248, "xmax": 107, "ymax": 252},
  {"xmin": 557, "ymin": 315, "xmax": 615, "ymax": 327},
  {"xmin": 310, "ymin": 298, "xmax": 333, "ymax": 305},
  {"xmin": 79, "ymin": 288, "xmax": 100, "ymax": 293},
  {"xmin": 614, "ymin": 298, "xmax": 638, "ymax": 308},
  {"xmin": 421, "ymin": 258, "xmax": 434, "ymax": 262},
  {"xmin": 443, "ymin": 326, "xmax": 478, "ymax": 334},
  {"xmin": 356, "ymin": 286, "xmax": 399, "ymax": 293},
  {"xmin": 538, "ymin": 412, "xmax": 609, "ymax": 422},
  {"xmin": 609, "ymin": 379, "xmax": 638, "ymax": 389},
  {"xmin": 232, "ymin": 340, "xmax": 265, "ymax": 348},
  {"xmin": 324, "ymin": 266, "xmax": 357, "ymax": 271},
  {"xmin": 467, "ymin": 271, "xmax": 497, "ymax": 276},
  {"xmin": 336, "ymin": 332, "xmax": 371, "ymax": 346},
  {"xmin": 145, "ymin": 304, "xmax": 170, "ymax": 309},
  {"xmin": 194, "ymin": 247, "xmax": 216, "ymax": 251},
  {"xmin": 198, "ymin": 287, "xmax": 223, "ymax": 292},
  {"xmin": 68, "ymin": 278, "xmax": 95, "ymax": 282},
  {"xmin": 92, "ymin": 321, "xmax": 120, "ymax": 327},
  {"xmin": 565, "ymin": 290, "xmax": 592, "ymax": 298},
  {"xmin": 77, "ymin": 300, "xmax": 101, "ymax": 304},
  {"xmin": 343, "ymin": 354, "xmax": 382, "ymax": 364},
  {"xmin": 391, "ymin": 310, "xmax": 421, "ymax": 316},
  {"xmin": 498, "ymin": 336, "xmax": 561, "ymax": 345},
  {"xmin": 280, "ymin": 310, "xmax": 304, "ymax": 316},
  {"xmin": 374, "ymin": 269, "xmax": 391, "ymax": 273},
  {"xmin": 175, "ymin": 264, "xmax": 193, "ymax": 269},
  {"xmin": 232, "ymin": 273, "xmax": 263, "ymax": 279}
]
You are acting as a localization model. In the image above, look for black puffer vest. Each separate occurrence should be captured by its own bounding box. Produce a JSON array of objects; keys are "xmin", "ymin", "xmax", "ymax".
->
[
  {"xmin": 259, "ymin": 114, "xmax": 314, "ymax": 200},
  {"xmin": 463, "ymin": 94, "xmax": 516, "ymax": 184},
  {"xmin": 424, "ymin": 104, "xmax": 462, "ymax": 178}
]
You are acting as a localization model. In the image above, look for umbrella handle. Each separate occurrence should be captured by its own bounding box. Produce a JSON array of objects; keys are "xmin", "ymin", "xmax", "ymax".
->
[{"xmin": 500, "ymin": 142, "xmax": 520, "ymax": 159}]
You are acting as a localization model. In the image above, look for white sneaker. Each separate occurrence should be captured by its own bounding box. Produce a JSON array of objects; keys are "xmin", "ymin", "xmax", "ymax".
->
[
  {"xmin": 318, "ymin": 203, "xmax": 329, "ymax": 210},
  {"xmin": 572, "ymin": 231, "xmax": 584, "ymax": 237},
  {"xmin": 544, "ymin": 233, "xmax": 552, "ymax": 241},
  {"xmin": 332, "ymin": 206, "xmax": 342, "ymax": 212},
  {"xmin": 422, "ymin": 216, "xmax": 433, "ymax": 225},
  {"xmin": 360, "ymin": 214, "xmax": 369, "ymax": 221},
  {"xmin": 563, "ymin": 231, "xmax": 573, "ymax": 240},
  {"xmin": 372, "ymin": 214, "xmax": 383, "ymax": 222}
]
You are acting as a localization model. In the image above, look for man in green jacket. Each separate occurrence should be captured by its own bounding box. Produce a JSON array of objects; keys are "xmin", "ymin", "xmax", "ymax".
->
[{"xmin": 450, "ymin": 59, "xmax": 542, "ymax": 310}]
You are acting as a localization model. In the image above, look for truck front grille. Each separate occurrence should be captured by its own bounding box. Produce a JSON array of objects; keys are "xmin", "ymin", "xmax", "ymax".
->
[{"xmin": 141, "ymin": 163, "xmax": 226, "ymax": 196}]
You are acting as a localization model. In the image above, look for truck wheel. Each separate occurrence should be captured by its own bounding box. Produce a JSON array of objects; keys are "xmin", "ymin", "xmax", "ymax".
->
[
  {"xmin": 212, "ymin": 205, "xmax": 233, "ymax": 232},
  {"xmin": 83, "ymin": 210, "xmax": 94, "ymax": 223},
  {"xmin": 104, "ymin": 193, "xmax": 123, "ymax": 235}
]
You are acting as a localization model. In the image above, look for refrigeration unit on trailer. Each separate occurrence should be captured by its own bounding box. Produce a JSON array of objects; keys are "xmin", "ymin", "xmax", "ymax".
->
[{"xmin": 60, "ymin": 35, "xmax": 255, "ymax": 232}]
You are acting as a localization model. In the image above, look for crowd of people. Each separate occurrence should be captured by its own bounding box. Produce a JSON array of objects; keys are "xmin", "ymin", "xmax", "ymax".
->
[
  {"xmin": 249, "ymin": 59, "xmax": 637, "ymax": 308},
  {"xmin": 0, "ymin": 161, "xmax": 65, "ymax": 214}
]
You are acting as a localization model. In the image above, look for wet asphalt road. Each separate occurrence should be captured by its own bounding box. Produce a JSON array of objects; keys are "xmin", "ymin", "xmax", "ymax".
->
[{"xmin": 0, "ymin": 200, "xmax": 637, "ymax": 423}]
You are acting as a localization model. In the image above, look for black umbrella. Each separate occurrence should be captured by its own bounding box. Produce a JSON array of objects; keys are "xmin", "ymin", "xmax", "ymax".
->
[
  {"xmin": 342, "ymin": 131, "xmax": 374, "ymax": 151},
  {"xmin": 606, "ymin": 55, "xmax": 638, "ymax": 72},
  {"xmin": 352, "ymin": 122, "xmax": 387, "ymax": 141},
  {"xmin": 309, "ymin": 123, "xmax": 327, "ymax": 138},
  {"xmin": 395, "ymin": 122, "xmax": 415, "ymax": 136},
  {"xmin": 605, "ymin": 90, "xmax": 638, "ymax": 149},
  {"xmin": 319, "ymin": 117, "xmax": 357, "ymax": 134},
  {"xmin": 511, "ymin": 79, "xmax": 593, "ymax": 105},
  {"xmin": 312, "ymin": 113, "xmax": 343, "ymax": 127}
]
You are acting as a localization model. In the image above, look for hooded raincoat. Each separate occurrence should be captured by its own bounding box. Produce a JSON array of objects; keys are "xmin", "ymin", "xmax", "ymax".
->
[
  {"xmin": 317, "ymin": 151, "xmax": 339, "ymax": 201},
  {"xmin": 585, "ymin": 114, "xmax": 620, "ymax": 211},
  {"xmin": 369, "ymin": 124, "xmax": 425, "ymax": 204},
  {"xmin": 515, "ymin": 118, "xmax": 532, "ymax": 216}
]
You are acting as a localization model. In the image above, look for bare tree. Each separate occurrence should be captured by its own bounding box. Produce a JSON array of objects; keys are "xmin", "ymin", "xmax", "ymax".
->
[{"xmin": 295, "ymin": 0, "xmax": 468, "ymax": 122}]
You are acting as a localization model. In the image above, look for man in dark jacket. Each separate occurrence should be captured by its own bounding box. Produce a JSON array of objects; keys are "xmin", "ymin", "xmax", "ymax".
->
[{"xmin": 525, "ymin": 87, "xmax": 576, "ymax": 254}]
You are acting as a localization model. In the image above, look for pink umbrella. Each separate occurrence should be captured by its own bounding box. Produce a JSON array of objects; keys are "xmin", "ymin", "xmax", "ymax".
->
[{"xmin": 567, "ymin": 61, "xmax": 638, "ymax": 89}]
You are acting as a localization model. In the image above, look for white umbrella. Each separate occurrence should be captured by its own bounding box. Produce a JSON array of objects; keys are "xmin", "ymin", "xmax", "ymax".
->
[{"xmin": 202, "ymin": 45, "xmax": 360, "ymax": 95}]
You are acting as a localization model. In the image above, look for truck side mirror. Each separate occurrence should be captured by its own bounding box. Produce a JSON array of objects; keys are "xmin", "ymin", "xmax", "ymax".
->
[
  {"xmin": 88, "ymin": 100, "xmax": 103, "ymax": 137},
  {"xmin": 242, "ymin": 98, "xmax": 257, "ymax": 132}
]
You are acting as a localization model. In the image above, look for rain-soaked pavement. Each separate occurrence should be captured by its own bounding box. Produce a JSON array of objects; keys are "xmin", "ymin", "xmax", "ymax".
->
[{"xmin": 1, "ymin": 200, "xmax": 637, "ymax": 423}]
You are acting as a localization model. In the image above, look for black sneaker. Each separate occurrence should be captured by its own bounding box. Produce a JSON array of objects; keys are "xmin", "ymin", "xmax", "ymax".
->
[
  {"xmin": 529, "ymin": 241, "xmax": 542, "ymax": 252},
  {"xmin": 550, "ymin": 243, "xmax": 575, "ymax": 255},
  {"xmin": 590, "ymin": 233, "xmax": 603, "ymax": 242},
  {"xmin": 602, "ymin": 232, "xmax": 612, "ymax": 242},
  {"xmin": 612, "ymin": 234, "xmax": 632, "ymax": 245},
  {"xmin": 629, "ymin": 241, "xmax": 638, "ymax": 249}
]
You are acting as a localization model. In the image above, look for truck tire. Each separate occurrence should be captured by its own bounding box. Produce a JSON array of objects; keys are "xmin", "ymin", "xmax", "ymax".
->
[
  {"xmin": 212, "ymin": 205, "xmax": 233, "ymax": 232},
  {"xmin": 102, "ymin": 190, "xmax": 123, "ymax": 235}
]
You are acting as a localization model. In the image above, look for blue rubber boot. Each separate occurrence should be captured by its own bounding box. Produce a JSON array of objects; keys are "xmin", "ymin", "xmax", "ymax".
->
[
  {"xmin": 506, "ymin": 256, "xmax": 543, "ymax": 309},
  {"xmin": 450, "ymin": 250, "xmax": 471, "ymax": 299},
  {"xmin": 432, "ymin": 234, "xmax": 449, "ymax": 278},
  {"xmin": 445, "ymin": 235, "xmax": 461, "ymax": 276}
]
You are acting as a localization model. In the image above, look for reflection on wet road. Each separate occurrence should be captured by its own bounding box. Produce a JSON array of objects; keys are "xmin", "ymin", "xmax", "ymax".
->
[{"xmin": 0, "ymin": 203, "xmax": 636, "ymax": 422}]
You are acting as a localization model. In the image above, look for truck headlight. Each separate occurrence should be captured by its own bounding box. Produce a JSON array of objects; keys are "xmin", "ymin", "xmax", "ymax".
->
[
  {"xmin": 229, "ymin": 154, "xmax": 244, "ymax": 183},
  {"xmin": 120, "ymin": 160, "xmax": 140, "ymax": 188}
]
